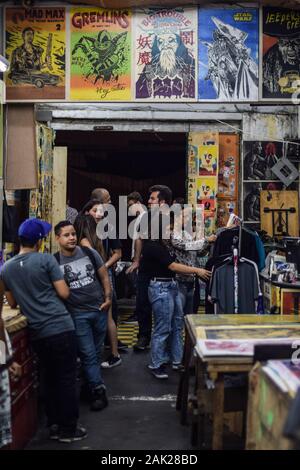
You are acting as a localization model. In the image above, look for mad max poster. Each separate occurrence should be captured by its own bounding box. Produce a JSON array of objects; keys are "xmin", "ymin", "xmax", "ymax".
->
[
  {"xmin": 70, "ymin": 7, "xmax": 131, "ymax": 101},
  {"xmin": 5, "ymin": 7, "xmax": 66, "ymax": 100},
  {"xmin": 134, "ymin": 7, "xmax": 197, "ymax": 101},
  {"xmin": 198, "ymin": 8, "xmax": 259, "ymax": 101}
]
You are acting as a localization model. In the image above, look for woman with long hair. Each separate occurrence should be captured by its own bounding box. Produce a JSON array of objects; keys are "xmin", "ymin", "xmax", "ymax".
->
[{"xmin": 74, "ymin": 213, "xmax": 121, "ymax": 368}]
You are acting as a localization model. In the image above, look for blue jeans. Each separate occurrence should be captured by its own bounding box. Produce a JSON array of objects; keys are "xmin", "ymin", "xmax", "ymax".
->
[
  {"xmin": 178, "ymin": 281, "xmax": 195, "ymax": 315},
  {"xmin": 73, "ymin": 311, "xmax": 107, "ymax": 390},
  {"xmin": 148, "ymin": 280, "xmax": 184, "ymax": 369}
]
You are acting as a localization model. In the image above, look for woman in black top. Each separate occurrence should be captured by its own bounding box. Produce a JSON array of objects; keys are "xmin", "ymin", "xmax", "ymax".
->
[{"xmin": 140, "ymin": 212, "xmax": 210, "ymax": 379}]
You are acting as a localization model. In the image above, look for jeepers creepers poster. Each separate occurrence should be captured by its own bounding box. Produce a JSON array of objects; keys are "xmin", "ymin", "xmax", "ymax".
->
[
  {"xmin": 262, "ymin": 7, "xmax": 300, "ymax": 100},
  {"xmin": 134, "ymin": 7, "xmax": 197, "ymax": 101},
  {"xmin": 198, "ymin": 8, "xmax": 259, "ymax": 101},
  {"xmin": 5, "ymin": 7, "xmax": 66, "ymax": 101},
  {"xmin": 70, "ymin": 8, "xmax": 131, "ymax": 101}
]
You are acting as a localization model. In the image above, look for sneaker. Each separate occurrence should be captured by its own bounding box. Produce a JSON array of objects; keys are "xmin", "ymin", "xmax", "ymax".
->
[
  {"xmin": 151, "ymin": 365, "xmax": 169, "ymax": 380},
  {"xmin": 121, "ymin": 314, "xmax": 138, "ymax": 324},
  {"xmin": 133, "ymin": 337, "xmax": 150, "ymax": 351},
  {"xmin": 49, "ymin": 424, "xmax": 60, "ymax": 440},
  {"xmin": 117, "ymin": 340, "xmax": 128, "ymax": 351},
  {"xmin": 172, "ymin": 363, "xmax": 184, "ymax": 371},
  {"xmin": 58, "ymin": 426, "xmax": 87, "ymax": 443},
  {"xmin": 101, "ymin": 354, "xmax": 122, "ymax": 369},
  {"xmin": 90, "ymin": 386, "xmax": 108, "ymax": 411}
]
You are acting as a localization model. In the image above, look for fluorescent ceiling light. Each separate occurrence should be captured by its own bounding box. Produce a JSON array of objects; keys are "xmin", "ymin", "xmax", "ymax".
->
[{"xmin": 0, "ymin": 55, "xmax": 10, "ymax": 73}]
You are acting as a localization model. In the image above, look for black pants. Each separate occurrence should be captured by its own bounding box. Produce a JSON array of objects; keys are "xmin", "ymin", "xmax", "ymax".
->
[
  {"xmin": 136, "ymin": 272, "xmax": 152, "ymax": 340},
  {"xmin": 32, "ymin": 330, "xmax": 79, "ymax": 433}
]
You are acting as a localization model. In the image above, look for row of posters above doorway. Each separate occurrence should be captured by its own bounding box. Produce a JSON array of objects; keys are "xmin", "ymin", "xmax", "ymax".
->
[{"xmin": 4, "ymin": 5, "xmax": 300, "ymax": 102}]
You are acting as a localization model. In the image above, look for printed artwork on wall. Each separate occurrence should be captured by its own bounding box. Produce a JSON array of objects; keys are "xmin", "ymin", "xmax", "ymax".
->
[
  {"xmin": 218, "ymin": 134, "xmax": 239, "ymax": 198},
  {"xmin": 198, "ymin": 8, "xmax": 259, "ymax": 101},
  {"xmin": 217, "ymin": 200, "xmax": 237, "ymax": 227},
  {"xmin": 5, "ymin": 7, "xmax": 66, "ymax": 101},
  {"xmin": 70, "ymin": 8, "xmax": 131, "ymax": 101},
  {"xmin": 243, "ymin": 181, "xmax": 298, "ymax": 222},
  {"xmin": 243, "ymin": 141, "xmax": 284, "ymax": 181},
  {"xmin": 29, "ymin": 124, "xmax": 54, "ymax": 252},
  {"xmin": 134, "ymin": 7, "xmax": 197, "ymax": 100},
  {"xmin": 262, "ymin": 7, "xmax": 300, "ymax": 100}
]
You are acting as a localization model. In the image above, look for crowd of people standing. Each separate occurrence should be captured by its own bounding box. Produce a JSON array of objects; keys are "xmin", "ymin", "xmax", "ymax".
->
[{"xmin": 0, "ymin": 184, "xmax": 214, "ymax": 445}]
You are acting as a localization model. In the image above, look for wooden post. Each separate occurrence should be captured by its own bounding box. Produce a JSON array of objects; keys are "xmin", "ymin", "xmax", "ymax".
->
[{"xmin": 51, "ymin": 147, "xmax": 67, "ymax": 253}]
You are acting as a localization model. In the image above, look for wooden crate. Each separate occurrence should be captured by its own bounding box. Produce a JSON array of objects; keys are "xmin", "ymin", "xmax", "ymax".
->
[{"xmin": 246, "ymin": 364, "xmax": 293, "ymax": 450}]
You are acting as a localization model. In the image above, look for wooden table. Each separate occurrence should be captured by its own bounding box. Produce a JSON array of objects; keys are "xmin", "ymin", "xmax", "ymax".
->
[{"xmin": 176, "ymin": 314, "xmax": 300, "ymax": 449}]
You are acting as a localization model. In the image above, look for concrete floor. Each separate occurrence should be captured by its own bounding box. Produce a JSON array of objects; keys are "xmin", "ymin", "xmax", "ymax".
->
[{"xmin": 27, "ymin": 349, "xmax": 192, "ymax": 451}]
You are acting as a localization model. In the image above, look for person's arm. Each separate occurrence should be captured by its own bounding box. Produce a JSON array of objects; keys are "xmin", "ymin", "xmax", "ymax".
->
[
  {"xmin": 53, "ymin": 280, "xmax": 70, "ymax": 300},
  {"xmin": 97, "ymin": 265, "xmax": 112, "ymax": 312},
  {"xmin": 4, "ymin": 290, "xmax": 18, "ymax": 309},
  {"xmin": 126, "ymin": 238, "xmax": 142, "ymax": 274},
  {"xmin": 168, "ymin": 262, "xmax": 211, "ymax": 281},
  {"xmin": 105, "ymin": 248, "xmax": 122, "ymax": 270}
]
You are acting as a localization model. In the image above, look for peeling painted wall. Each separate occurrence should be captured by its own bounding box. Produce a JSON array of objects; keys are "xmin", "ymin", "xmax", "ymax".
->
[{"xmin": 243, "ymin": 112, "xmax": 298, "ymax": 142}]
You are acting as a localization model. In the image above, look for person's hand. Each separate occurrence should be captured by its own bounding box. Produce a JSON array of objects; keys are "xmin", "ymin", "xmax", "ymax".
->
[
  {"xmin": 99, "ymin": 299, "xmax": 112, "ymax": 312},
  {"xmin": 195, "ymin": 268, "xmax": 211, "ymax": 281},
  {"xmin": 9, "ymin": 362, "xmax": 22, "ymax": 380},
  {"xmin": 206, "ymin": 234, "xmax": 217, "ymax": 243},
  {"xmin": 126, "ymin": 261, "xmax": 139, "ymax": 274}
]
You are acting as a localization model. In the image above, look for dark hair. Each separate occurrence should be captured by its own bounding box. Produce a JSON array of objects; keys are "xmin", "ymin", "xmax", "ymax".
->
[
  {"xmin": 54, "ymin": 220, "xmax": 73, "ymax": 236},
  {"xmin": 90, "ymin": 188, "xmax": 109, "ymax": 203},
  {"xmin": 73, "ymin": 214, "xmax": 106, "ymax": 261},
  {"xmin": 149, "ymin": 185, "xmax": 172, "ymax": 206},
  {"xmin": 127, "ymin": 191, "xmax": 143, "ymax": 204},
  {"xmin": 19, "ymin": 236, "xmax": 36, "ymax": 248},
  {"xmin": 173, "ymin": 197, "xmax": 185, "ymax": 208},
  {"xmin": 22, "ymin": 27, "xmax": 34, "ymax": 37},
  {"xmin": 80, "ymin": 199, "xmax": 101, "ymax": 215}
]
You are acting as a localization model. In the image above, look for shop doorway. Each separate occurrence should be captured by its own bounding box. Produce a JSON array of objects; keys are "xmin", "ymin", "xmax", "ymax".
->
[
  {"xmin": 55, "ymin": 129, "xmax": 187, "ymax": 264},
  {"xmin": 55, "ymin": 130, "xmax": 187, "ymax": 210}
]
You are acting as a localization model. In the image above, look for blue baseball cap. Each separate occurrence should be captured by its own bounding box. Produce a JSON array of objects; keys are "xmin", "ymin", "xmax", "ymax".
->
[{"xmin": 18, "ymin": 218, "xmax": 52, "ymax": 243}]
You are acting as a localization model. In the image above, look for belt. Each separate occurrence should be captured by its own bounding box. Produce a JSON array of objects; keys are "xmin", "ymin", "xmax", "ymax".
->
[{"xmin": 151, "ymin": 277, "xmax": 174, "ymax": 282}]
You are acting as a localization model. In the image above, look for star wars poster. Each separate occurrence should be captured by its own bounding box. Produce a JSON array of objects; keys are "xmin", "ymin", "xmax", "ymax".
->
[
  {"xmin": 134, "ymin": 7, "xmax": 197, "ymax": 101},
  {"xmin": 198, "ymin": 8, "xmax": 259, "ymax": 101},
  {"xmin": 5, "ymin": 7, "xmax": 66, "ymax": 101},
  {"xmin": 70, "ymin": 7, "xmax": 131, "ymax": 101},
  {"xmin": 262, "ymin": 7, "xmax": 300, "ymax": 100},
  {"xmin": 243, "ymin": 141, "xmax": 283, "ymax": 181}
]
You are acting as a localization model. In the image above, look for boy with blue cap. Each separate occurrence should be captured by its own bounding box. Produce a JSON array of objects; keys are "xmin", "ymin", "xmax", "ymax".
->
[{"xmin": 1, "ymin": 218, "xmax": 86, "ymax": 443}]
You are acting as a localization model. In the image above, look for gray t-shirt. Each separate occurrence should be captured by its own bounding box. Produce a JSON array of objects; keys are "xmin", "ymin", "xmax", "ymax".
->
[
  {"xmin": 211, "ymin": 262, "xmax": 259, "ymax": 314},
  {"xmin": 1, "ymin": 252, "xmax": 74, "ymax": 340},
  {"xmin": 57, "ymin": 247, "xmax": 104, "ymax": 314}
]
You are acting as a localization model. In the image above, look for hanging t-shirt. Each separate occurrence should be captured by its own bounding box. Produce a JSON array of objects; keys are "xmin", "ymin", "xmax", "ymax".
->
[
  {"xmin": 57, "ymin": 246, "xmax": 104, "ymax": 314},
  {"xmin": 211, "ymin": 261, "xmax": 259, "ymax": 314}
]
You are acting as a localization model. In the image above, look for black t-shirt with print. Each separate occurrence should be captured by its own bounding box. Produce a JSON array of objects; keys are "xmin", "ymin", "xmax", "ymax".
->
[{"xmin": 139, "ymin": 240, "xmax": 175, "ymax": 278}]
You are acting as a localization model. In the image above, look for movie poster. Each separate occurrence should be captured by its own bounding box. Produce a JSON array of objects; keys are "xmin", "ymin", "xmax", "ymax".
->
[
  {"xmin": 5, "ymin": 7, "xmax": 66, "ymax": 101},
  {"xmin": 243, "ymin": 141, "xmax": 283, "ymax": 181},
  {"xmin": 262, "ymin": 7, "xmax": 300, "ymax": 100},
  {"xmin": 218, "ymin": 134, "xmax": 239, "ymax": 199},
  {"xmin": 70, "ymin": 8, "xmax": 131, "ymax": 101},
  {"xmin": 198, "ymin": 8, "xmax": 259, "ymax": 101},
  {"xmin": 134, "ymin": 7, "xmax": 197, "ymax": 101}
]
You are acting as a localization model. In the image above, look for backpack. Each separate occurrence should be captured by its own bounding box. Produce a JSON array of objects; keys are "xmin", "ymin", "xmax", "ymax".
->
[{"xmin": 53, "ymin": 246, "xmax": 101, "ymax": 283}]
